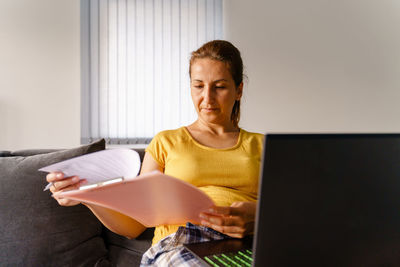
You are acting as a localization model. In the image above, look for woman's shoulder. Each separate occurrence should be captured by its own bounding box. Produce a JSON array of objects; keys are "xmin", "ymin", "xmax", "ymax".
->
[
  {"xmin": 147, "ymin": 127, "xmax": 187, "ymax": 155},
  {"xmin": 151, "ymin": 127, "xmax": 187, "ymax": 143},
  {"xmin": 154, "ymin": 127, "xmax": 185, "ymax": 137},
  {"xmin": 240, "ymin": 129, "xmax": 264, "ymax": 140},
  {"xmin": 240, "ymin": 129, "xmax": 265, "ymax": 152}
]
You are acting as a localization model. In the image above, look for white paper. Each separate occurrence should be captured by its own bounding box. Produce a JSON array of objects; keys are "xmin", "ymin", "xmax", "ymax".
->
[{"xmin": 40, "ymin": 149, "xmax": 141, "ymax": 191}]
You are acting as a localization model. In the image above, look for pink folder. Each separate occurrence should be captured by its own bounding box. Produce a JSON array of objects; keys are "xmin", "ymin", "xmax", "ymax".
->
[{"xmin": 56, "ymin": 171, "xmax": 215, "ymax": 227}]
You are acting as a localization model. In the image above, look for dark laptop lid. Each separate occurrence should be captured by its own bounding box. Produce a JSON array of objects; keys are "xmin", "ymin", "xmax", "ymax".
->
[{"xmin": 253, "ymin": 134, "xmax": 400, "ymax": 266}]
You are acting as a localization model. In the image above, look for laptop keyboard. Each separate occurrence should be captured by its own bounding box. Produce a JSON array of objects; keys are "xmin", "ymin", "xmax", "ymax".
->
[{"xmin": 203, "ymin": 249, "xmax": 253, "ymax": 267}]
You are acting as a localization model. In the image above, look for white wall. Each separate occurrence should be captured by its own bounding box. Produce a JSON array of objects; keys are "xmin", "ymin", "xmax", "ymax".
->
[
  {"xmin": 0, "ymin": 0, "xmax": 80, "ymax": 150},
  {"xmin": 1, "ymin": 0, "xmax": 399, "ymax": 151},
  {"xmin": 224, "ymin": 0, "xmax": 400, "ymax": 134}
]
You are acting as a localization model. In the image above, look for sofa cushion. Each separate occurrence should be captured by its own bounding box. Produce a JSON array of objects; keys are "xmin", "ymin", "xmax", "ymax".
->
[
  {"xmin": 8, "ymin": 148, "xmax": 60, "ymax": 157},
  {"xmin": 104, "ymin": 227, "xmax": 154, "ymax": 266},
  {"xmin": 0, "ymin": 139, "xmax": 109, "ymax": 266},
  {"xmin": 0, "ymin": 151, "xmax": 11, "ymax": 157}
]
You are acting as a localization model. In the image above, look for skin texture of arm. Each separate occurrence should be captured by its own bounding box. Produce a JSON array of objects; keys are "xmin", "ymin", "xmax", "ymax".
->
[{"xmin": 83, "ymin": 203, "xmax": 147, "ymax": 239}]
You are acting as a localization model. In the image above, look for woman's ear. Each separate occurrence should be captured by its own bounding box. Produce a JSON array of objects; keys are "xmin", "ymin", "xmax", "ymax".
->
[{"xmin": 236, "ymin": 82, "xmax": 243, "ymax": 100}]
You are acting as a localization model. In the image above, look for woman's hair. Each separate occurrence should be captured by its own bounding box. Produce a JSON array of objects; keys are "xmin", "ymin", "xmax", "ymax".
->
[{"xmin": 189, "ymin": 40, "xmax": 244, "ymax": 128}]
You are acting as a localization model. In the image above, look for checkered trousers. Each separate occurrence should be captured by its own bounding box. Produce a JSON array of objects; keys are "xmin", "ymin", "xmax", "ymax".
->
[{"xmin": 140, "ymin": 223, "xmax": 229, "ymax": 266}]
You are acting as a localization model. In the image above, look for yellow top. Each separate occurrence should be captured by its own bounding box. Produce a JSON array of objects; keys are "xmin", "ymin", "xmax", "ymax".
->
[{"xmin": 145, "ymin": 127, "xmax": 264, "ymax": 245}]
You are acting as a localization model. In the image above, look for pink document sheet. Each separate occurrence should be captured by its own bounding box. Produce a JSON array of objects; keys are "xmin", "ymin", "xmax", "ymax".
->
[{"xmin": 57, "ymin": 171, "xmax": 215, "ymax": 227}]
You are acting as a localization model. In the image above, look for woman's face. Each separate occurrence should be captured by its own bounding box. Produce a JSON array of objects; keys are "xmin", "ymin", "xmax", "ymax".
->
[{"xmin": 190, "ymin": 58, "xmax": 242, "ymax": 127}]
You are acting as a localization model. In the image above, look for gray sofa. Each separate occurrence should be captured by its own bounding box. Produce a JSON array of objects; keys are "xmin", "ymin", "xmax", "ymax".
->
[{"xmin": 0, "ymin": 139, "xmax": 154, "ymax": 267}]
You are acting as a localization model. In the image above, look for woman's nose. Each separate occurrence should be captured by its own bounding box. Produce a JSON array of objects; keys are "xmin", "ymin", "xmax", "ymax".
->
[{"xmin": 202, "ymin": 86, "xmax": 214, "ymax": 102}]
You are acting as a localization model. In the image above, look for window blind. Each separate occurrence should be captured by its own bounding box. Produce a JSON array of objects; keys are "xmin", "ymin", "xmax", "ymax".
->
[{"xmin": 81, "ymin": 0, "xmax": 223, "ymax": 145}]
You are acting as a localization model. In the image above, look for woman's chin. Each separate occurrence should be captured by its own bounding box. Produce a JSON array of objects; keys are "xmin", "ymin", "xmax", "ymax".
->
[
  {"xmin": 198, "ymin": 114, "xmax": 226, "ymax": 125},
  {"xmin": 200, "ymin": 111, "xmax": 218, "ymax": 119}
]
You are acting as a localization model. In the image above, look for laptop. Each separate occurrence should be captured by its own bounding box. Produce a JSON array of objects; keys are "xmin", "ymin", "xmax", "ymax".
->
[{"xmin": 185, "ymin": 134, "xmax": 400, "ymax": 266}]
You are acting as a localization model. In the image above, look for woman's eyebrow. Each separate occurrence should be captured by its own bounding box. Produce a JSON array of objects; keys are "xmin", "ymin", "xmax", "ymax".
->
[{"xmin": 192, "ymin": 79, "xmax": 228, "ymax": 83}]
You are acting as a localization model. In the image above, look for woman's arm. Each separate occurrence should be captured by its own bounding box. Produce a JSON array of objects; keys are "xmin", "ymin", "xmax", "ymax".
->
[
  {"xmin": 83, "ymin": 203, "xmax": 146, "ymax": 238},
  {"xmin": 48, "ymin": 171, "xmax": 147, "ymax": 239},
  {"xmin": 88, "ymin": 152, "xmax": 163, "ymax": 237},
  {"xmin": 198, "ymin": 201, "xmax": 257, "ymax": 238},
  {"xmin": 48, "ymin": 151, "xmax": 163, "ymax": 239},
  {"xmin": 140, "ymin": 152, "xmax": 164, "ymax": 173}
]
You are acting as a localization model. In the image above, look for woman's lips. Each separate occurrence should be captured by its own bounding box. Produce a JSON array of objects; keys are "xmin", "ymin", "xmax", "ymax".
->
[{"xmin": 201, "ymin": 107, "xmax": 218, "ymax": 112}]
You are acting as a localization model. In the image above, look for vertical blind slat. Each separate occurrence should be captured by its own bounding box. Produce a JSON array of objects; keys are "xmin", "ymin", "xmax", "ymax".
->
[
  {"xmin": 144, "ymin": 0, "xmax": 154, "ymax": 137},
  {"xmin": 89, "ymin": 0, "xmax": 99, "ymax": 139},
  {"xmin": 215, "ymin": 0, "xmax": 222, "ymax": 39},
  {"xmin": 126, "ymin": 0, "xmax": 134, "ymax": 138},
  {"xmin": 206, "ymin": 0, "xmax": 214, "ymax": 40},
  {"xmin": 136, "ymin": 0, "xmax": 145, "ymax": 137},
  {"xmin": 117, "ymin": 0, "xmax": 127, "ymax": 139},
  {"xmin": 108, "ymin": 0, "xmax": 117, "ymax": 138},
  {"xmin": 154, "ymin": 0, "xmax": 163, "ymax": 134},
  {"xmin": 99, "ymin": 0, "xmax": 109, "ymax": 138},
  {"xmin": 180, "ymin": 0, "xmax": 189, "ymax": 126}
]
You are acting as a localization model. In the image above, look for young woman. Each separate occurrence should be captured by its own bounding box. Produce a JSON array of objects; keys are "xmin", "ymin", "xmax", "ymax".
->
[{"xmin": 47, "ymin": 40, "xmax": 264, "ymax": 265}]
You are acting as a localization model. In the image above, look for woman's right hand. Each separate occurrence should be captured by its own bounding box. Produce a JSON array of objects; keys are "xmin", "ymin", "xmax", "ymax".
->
[{"xmin": 46, "ymin": 172, "xmax": 87, "ymax": 206}]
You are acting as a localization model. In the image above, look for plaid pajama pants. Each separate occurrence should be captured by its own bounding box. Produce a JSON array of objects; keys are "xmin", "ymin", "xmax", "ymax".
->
[{"xmin": 140, "ymin": 223, "xmax": 229, "ymax": 266}]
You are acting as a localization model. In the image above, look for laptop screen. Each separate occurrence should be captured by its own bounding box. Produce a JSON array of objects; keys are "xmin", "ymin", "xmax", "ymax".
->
[{"xmin": 253, "ymin": 134, "xmax": 400, "ymax": 266}]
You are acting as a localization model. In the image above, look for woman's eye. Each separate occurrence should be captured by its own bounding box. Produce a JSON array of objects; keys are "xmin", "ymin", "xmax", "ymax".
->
[{"xmin": 215, "ymin": 86, "xmax": 226, "ymax": 89}]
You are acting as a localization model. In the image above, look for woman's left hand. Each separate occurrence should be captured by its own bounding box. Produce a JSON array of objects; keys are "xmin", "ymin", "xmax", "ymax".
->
[{"xmin": 199, "ymin": 201, "xmax": 257, "ymax": 238}]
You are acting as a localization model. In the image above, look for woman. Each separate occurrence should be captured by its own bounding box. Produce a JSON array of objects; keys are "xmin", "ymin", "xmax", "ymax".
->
[{"xmin": 47, "ymin": 40, "xmax": 264, "ymax": 265}]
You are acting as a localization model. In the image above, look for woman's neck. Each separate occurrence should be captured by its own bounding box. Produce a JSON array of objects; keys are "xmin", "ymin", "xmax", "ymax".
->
[
  {"xmin": 188, "ymin": 120, "xmax": 239, "ymax": 135},
  {"xmin": 185, "ymin": 121, "xmax": 241, "ymax": 149}
]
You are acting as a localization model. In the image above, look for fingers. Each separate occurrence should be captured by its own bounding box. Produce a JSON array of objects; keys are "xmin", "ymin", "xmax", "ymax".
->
[
  {"xmin": 54, "ymin": 195, "xmax": 81, "ymax": 207},
  {"xmin": 201, "ymin": 220, "xmax": 246, "ymax": 238},
  {"xmin": 203, "ymin": 203, "xmax": 246, "ymax": 217},
  {"xmin": 199, "ymin": 213, "xmax": 248, "ymax": 238},
  {"xmin": 199, "ymin": 202, "xmax": 257, "ymax": 238},
  {"xmin": 46, "ymin": 172, "xmax": 64, "ymax": 183},
  {"xmin": 49, "ymin": 176, "xmax": 85, "ymax": 194},
  {"xmin": 57, "ymin": 198, "xmax": 75, "ymax": 206},
  {"xmin": 46, "ymin": 172, "xmax": 84, "ymax": 207},
  {"xmin": 200, "ymin": 216, "xmax": 251, "ymax": 238},
  {"xmin": 52, "ymin": 179, "xmax": 87, "ymax": 195},
  {"xmin": 52, "ymin": 180, "xmax": 86, "ymax": 206},
  {"xmin": 206, "ymin": 205, "xmax": 243, "ymax": 216},
  {"xmin": 200, "ymin": 213, "xmax": 244, "ymax": 227}
]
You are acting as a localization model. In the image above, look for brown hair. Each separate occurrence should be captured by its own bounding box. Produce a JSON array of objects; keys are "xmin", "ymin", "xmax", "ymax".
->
[{"xmin": 189, "ymin": 40, "xmax": 244, "ymax": 128}]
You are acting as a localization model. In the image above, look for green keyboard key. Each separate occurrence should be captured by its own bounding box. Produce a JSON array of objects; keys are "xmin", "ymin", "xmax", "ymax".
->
[
  {"xmin": 234, "ymin": 255, "xmax": 252, "ymax": 267},
  {"xmin": 213, "ymin": 255, "xmax": 230, "ymax": 266},
  {"xmin": 204, "ymin": 256, "xmax": 219, "ymax": 267},
  {"xmin": 203, "ymin": 249, "xmax": 253, "ymax": 267},
  {"xmin": 238, "ymin": 251, "xmax": 253, "ymax": 262},
  {"xmin": 221, "ymin": 253, "xmax": 242, "ymax": 267}
]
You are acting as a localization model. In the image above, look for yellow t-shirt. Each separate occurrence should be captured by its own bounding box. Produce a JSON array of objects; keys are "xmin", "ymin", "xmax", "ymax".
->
[{"xmin": 145, "ymin": 127, "xmax": 264, "ymax": 245}]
